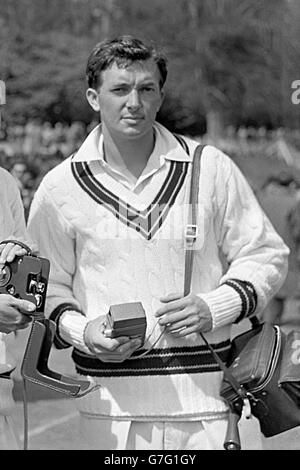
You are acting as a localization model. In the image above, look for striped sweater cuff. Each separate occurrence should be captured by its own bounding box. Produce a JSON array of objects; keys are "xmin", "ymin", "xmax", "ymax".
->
[
  {"xmin": 198, "ymin": 280, "xmax": 258, "ymax": 331},
  {"xmin": 58, "ymin": 310, "xmax": 92, "ymax": 354},
  {"xmin": 198, "ymin": 284, "xmax": 242, "ymax": 331},
  {"xmin": 222, "ymin": 279, "xmax": 258, "ymax": 323},
  {"xmin": 50, "ymin": 303, "xmax": 84, "ymax": 350}
]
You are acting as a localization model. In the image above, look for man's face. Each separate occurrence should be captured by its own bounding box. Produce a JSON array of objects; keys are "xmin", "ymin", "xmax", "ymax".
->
[
  {"xmin": 11, "ymin": 163, "xmax": 26, "ymax": 180},
  {"xmin": 87, "ymin": 59, "xmax": 164, "ymax": 141}
]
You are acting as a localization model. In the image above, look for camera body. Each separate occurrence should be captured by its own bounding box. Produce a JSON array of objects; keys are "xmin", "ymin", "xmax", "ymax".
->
[
  {"xmin": 104, "ymin": 302, "xmax": 147, "ymax": 345},
  {"xmin": 0, "ymin": 254, "xmax": 50, "ymax": 312}
]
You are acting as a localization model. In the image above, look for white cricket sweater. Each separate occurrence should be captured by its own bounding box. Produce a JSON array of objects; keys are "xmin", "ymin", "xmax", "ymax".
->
[{"xmin": 27, "ymin": 123, "xmax": 289, "ymax": 420}]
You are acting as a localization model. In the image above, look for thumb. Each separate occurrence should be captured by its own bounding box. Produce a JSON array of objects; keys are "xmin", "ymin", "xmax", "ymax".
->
[
  {"xmin": 11, "ymin": 298, "xmax": 36, "ymax": 314},
  {"xmin": 159, "ymin": 292, "xmax": 182, "ymax": 303}
]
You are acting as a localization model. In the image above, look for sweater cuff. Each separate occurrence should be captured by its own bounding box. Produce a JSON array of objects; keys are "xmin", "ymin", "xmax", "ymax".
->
[
  {"xmin": 198, "ymin": 284, "xmax": 242, "ymax": 331},
  {"xmin": 49, "ymin": 303, "xmax": 90, "ymax": 353},
  {"xmin": 59, "ymin": 310, "xmax": 92, "ymax": 354},
  {"xmin": 49, "ymin": 303, "xmax": 80, "ymax": 349}
]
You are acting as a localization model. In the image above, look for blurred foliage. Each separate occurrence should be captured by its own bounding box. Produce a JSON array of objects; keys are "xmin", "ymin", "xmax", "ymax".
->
[{"xmin": 0, "ymin": 0, "xmax": 299, "ymax": 136}]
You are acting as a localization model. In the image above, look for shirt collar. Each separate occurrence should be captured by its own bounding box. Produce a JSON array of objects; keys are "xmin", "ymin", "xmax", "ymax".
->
[{"xmin": 72, "ymin": 121, "xmax": 193, "ymax": 164}]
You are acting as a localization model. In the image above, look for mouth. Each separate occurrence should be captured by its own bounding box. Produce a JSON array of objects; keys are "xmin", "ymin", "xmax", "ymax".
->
[{"xmin": 123, "ymin": 116, "xmax": 144, "ymax": 121}]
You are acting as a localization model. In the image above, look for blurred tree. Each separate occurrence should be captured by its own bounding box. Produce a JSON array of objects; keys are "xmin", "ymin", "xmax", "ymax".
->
[
  {"xmin": 0, "ymin": 0, "xmax": 299, "ymax": 134},
  {"xmin": 169, "ymin": 0, "xmax": 295, "ymax": 138}
]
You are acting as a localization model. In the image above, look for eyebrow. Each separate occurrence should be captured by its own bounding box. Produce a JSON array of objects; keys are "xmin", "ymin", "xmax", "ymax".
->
[{"xmin": 110, "ymin": 78, "xmax": 158, "ymax": 87}]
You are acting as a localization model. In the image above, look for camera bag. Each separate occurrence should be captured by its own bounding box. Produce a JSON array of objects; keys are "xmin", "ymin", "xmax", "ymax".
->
[{"xmin": 220, "ymin": 321, "xmax": 300, "ymax": 437}]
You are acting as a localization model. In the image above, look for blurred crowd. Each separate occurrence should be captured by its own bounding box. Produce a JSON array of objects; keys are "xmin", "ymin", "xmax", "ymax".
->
[
  {"xmin": 0, "ymin": 118, "xmax": 99, "ymax": 219},
  {"xmin": 224, "ymin": 125, "xmax": 300, "ymax": 143}
]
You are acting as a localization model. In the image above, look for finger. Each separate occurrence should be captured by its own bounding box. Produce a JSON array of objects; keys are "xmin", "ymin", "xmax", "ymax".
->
[
  {"xmin": 156, "ymin": 302, "xmax": 185, "ymax": 318},
  {"xmin": 9, "ymin": 298, "xmax": 36, "ymax": 314},
  {"xmin": 0, "ymin": 245, "xmax": 4, "ymax": 270},
  {"xmin": 0, "ymin": 243, "xmax": 15, "ymax": 264},
  {"xmin": 14, "ymin": 317, "xmax": 32, "ymax": 328},
  {"xmin": 94, "ymin": 336, "xmax": 139, "ymax": 354},
  {"xmin": 159, "ymin": 292, "xmax": 182, "ymax": 303},
  {"xmin": 115, "ymin": 338, "xmax": 140, "ymax": 354},
  {"xmin": 93, "ymin": 335, "xmax": 133, "ymax": 353},
  {"xmin": 0, "ymin": 311, "xmax": 32, "ymax": 332},
  {"xmin": 107, "ymin": 335, "xmax": 133, "ymax": 347},
  {"xmin": 156, "ymin": 294, "xmax": 193, "ymax": 317},
  {"xmin": 157, "ymin": 309, "xmax": 189, "ymax": 326},
  {"xmin": 0, "ymin": 244, "xmax": 6, "ymax": 256},
  {"xmin": 166, "ymin": 315, "xmax": 195, "ymax": 332},
  {"xmin": 16, "ymin": 320, "xmax": 32, "ymax": 330},
  {"xmin": 172, "ymin": 325, "xmax": 199, "ymax": 337},
  {"xmin": 6, "ymin": 246, "xmax": 27, "ymax": 262}
]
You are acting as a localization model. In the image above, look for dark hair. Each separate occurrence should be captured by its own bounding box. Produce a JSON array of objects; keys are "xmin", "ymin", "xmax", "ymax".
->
[{"xmin": 86, "ymin": 35, "xmax": 168, "ymax": 90}]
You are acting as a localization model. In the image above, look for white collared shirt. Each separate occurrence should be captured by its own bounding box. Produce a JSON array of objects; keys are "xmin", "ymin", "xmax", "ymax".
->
[{"xmin": 72, "ymin": 122, "xmax": 194, "ymax": 193}]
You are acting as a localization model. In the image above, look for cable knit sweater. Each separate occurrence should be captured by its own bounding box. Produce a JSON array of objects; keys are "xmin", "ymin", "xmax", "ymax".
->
[{"xmin": 27, "ymin": 123, "xmax": 289, "ymax": 420}]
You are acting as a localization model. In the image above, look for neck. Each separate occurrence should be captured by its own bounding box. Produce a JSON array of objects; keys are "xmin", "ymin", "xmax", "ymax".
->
[{"xmin": 102, "ymin": 126, "xmax": 155, "ymax": 179}]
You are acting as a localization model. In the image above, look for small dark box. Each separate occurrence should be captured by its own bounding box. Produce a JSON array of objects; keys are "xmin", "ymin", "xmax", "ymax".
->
[{"xmin": 105, "ymin": 302, "xmax": 147, "ymax": 345}]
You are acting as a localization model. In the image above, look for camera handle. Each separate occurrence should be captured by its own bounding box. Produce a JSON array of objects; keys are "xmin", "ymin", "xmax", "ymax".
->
[
  {"xmin": 21, "ymin": 317, "xmax": 95, "ymax": 397},
  {"xmin": 20, "ymin": 317, "xmax": 100, "ymax": 450},
  {"xmin": 0, "ymin": 239, "xmax": 98, "ymax": 397}
]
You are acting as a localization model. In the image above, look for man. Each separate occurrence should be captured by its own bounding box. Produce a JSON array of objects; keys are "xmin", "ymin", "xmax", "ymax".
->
[
  {"xmin": 27, "ymin": 35, "xmax": 289, "ymax": 450},
  {"xmin": 0, "ymin": 167, "xmax": 36, "ymax": 449},
  {"xmin": 10, "ymin": 160, "xmax": 27, "ymax": 190}
]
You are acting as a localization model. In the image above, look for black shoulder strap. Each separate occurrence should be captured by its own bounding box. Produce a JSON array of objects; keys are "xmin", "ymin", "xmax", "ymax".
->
[
  {"xmin": 183, "ymin": 144, "xmax": 248, "ymax": 400},
  {"xmin": 183, "ymin": 144, "xmax": 205, "ymax": 296}
]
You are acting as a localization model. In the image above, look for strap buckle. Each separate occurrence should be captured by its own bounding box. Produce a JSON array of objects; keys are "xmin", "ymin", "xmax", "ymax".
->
[{"xmin": 185, "ymin": 224, "xmax": 198, "ymax": 247}]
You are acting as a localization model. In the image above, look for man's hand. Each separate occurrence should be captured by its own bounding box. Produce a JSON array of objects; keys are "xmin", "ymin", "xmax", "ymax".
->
[
  {"xmin": 0, "ymin": 294, "xmax": 35, "ymax": 333},
  {"xmin": 0, "ymin": 242, "xmax": 28, "ymax": 270},
  {"xmin": 83, "ymin": 315, "xmax": 142, "ymax": 362},
  {"xmin": 0, "ymin": 241, "xmax": 35, "ymax": 333},
  {"xmin": 155, "ymin": 292, "xmax": 213, "ymax": 337}
]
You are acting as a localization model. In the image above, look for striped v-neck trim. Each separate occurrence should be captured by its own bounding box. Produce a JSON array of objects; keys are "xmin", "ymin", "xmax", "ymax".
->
[
  {"xmin": 72, "ymin": 159, "xmax": 189, "ymax": 240},
  {"xmin": 71, "ymin": 134, "xmax": 190, "ymax": 240}
]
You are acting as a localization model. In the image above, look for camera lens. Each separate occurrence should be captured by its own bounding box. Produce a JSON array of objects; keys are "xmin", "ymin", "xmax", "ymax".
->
[{"xmin": 0, "ymin": 265, "xmax": 11, "ymax": 287}]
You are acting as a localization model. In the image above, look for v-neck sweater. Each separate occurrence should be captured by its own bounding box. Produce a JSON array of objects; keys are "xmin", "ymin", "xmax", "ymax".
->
[{"xmin": 27, "ymin": 123, "xmax": 288, "ymax": 420}]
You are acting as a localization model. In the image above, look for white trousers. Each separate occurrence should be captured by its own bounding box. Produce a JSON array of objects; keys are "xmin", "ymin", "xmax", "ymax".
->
[
  {"xmin": 0, "ymin": 415, "xmax": 20, "ymax": 450},
  {"xmin": 78, "ymin": 413, "xmax": 262, "ymax": 450},
  {"xmin": 0, "ymin": 378, "xmax": 20, "ymax": 450}
]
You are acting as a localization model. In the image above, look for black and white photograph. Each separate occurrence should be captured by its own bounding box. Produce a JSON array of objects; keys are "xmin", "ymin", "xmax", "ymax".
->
[{"xmin": 0, "ymin": 0, "xmax": 300, "ymax": 454}]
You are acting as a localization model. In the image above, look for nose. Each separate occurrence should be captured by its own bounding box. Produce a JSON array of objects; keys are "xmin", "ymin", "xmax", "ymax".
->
[{"xmin": 126, "ymin": 89, "xmax": 141, "ymax": 110}]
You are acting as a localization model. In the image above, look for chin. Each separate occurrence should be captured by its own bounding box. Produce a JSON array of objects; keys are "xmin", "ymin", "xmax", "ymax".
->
[{"xmin": 123, "ymin": 127, "xmax": 147, "ymax": 138}]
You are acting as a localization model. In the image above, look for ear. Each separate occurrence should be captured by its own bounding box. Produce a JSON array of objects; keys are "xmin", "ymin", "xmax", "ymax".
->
[
  {"xmin": 86, "ymin": 88, "xmax": 100, "ymax": 112},
  {"xmin": 158, "ymin": 87, "xmax": 165, "ymax": 111}
]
